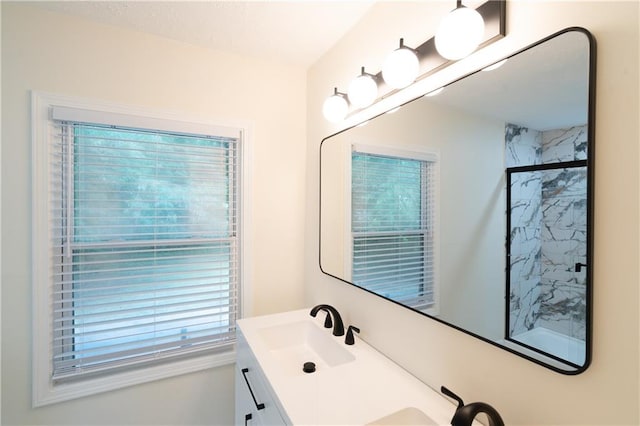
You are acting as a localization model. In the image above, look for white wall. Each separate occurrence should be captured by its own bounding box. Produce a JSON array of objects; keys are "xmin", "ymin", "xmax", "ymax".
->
[
  {"xmin": 306, "ymin": 1, "xmax": 639, "ymax": 425},
  {"xmin": 1, "ymin": 4, "xmax": 307, "ymax": 424}
]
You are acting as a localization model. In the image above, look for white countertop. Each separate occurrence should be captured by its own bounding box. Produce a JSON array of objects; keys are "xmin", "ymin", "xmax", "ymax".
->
[{"xmin": 238, "ymin": 308, "xmax": 463, "ymax": 426}]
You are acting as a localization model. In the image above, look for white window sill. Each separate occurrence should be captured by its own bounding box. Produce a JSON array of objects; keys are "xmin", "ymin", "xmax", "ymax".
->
[{"xmin": 33, "ymin": 348, "xmax": 236, "ymax": 407}]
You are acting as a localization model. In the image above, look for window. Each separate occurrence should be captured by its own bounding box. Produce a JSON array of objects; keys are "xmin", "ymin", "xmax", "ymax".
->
[
  {"xmin": 350, "ymin": 145, "xmax": 438, "ymax": 312},
  {"xmin": 32, "ymin": 93, "xmax": 249, "ymax": 405}
]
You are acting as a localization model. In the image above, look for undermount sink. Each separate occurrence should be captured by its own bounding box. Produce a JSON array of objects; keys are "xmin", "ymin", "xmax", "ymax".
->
[
  {"xmin": 367, "ymin": 407, "xmax": 439, "ymax": 425},
  {"xmin": 257, "ymin": 320, "xmax": 355, "ymax": 374}
]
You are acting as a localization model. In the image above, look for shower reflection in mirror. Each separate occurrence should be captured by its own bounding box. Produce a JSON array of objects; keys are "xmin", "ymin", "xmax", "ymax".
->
[{"xmin": 505, "ymin": 124, "xmax": 587, "ymax": 367}]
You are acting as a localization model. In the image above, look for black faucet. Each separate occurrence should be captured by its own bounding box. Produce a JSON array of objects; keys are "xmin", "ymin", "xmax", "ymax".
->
[
  {"xmin": 309, "ymin": 304, "xmax": 345, "ymax": 336},
  {"xmin": 441, "ymin": 386, "xmax": 504, "ymax": 426}
]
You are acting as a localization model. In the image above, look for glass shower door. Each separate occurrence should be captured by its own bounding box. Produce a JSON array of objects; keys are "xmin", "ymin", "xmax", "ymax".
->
[{"xmin": 506, "ymin": 162, "xmax": 588, "ymax": 367}]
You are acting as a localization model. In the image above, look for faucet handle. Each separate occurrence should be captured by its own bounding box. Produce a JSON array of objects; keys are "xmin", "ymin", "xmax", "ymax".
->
[
  {"xmin": 441, "ymin": 386, "xmax": 504, "ymax": 426},
  {"xmin": 345, "ymin": 325, "xmax": 360, "ymax": 345},
  {"xmin": 441, "ymin": 386, "xmax": 464, "ymax": 408}
]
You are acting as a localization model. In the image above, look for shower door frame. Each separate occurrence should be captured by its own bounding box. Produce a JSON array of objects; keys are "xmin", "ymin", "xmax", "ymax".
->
[{"xmin": 505, "ymin": 159, "xmax": 590, "ymax": 370}]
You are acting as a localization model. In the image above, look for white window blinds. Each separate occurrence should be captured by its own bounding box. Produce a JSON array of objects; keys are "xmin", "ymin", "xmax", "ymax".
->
[
  {"xmin": 48, "ymin": 117, "xmax": 240, "ymax": 382},
  {"xmin": 351, "ymin": 149, "xmax": 436, "ymax": 310}
]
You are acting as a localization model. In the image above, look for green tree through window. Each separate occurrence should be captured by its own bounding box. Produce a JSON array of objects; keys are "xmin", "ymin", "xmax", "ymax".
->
[{"xmin": 54, "ymin": 123, "xmax": 239, "ymax": 378}]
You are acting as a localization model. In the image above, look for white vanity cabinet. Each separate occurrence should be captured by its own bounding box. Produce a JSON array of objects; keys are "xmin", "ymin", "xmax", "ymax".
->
[
  {"xmin": 235, "ymin": 309, "xmax": 470, "ymax": 425},
  {"xmin": 235, "ymin": 329, "xmax": 288, "ymax": 425}
]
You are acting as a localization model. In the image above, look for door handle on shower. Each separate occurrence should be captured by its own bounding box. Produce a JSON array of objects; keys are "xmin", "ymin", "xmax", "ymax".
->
[{"xmin": 575, "ymin": 262, "xmax": 587, "ymax": 272}]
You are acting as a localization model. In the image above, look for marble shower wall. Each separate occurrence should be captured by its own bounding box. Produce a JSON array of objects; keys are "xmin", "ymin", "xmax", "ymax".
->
[
  {"xmin": 505, "ymin": 124, "xmax": 588, "ymax": 341},
  {"xmin": 506, "ymin": 125, "xmax": 542, "ymax": 336},
  {"xmin": 538, "ymin": 127, "xmax": 588, "ymax": 340}
]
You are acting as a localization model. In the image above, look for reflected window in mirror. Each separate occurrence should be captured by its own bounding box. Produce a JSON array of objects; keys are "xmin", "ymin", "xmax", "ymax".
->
[{"xmin": 350, "ymin": 146, "xmax": 439, "ymax": 314}]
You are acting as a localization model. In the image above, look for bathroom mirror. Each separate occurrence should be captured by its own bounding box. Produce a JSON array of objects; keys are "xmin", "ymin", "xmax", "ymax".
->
[{"xmin": 319, "ymin": 28, "xmax": 595, "ymax": 374}]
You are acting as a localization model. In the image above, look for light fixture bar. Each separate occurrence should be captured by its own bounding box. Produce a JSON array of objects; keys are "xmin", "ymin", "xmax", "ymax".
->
[
  {"xmin": 324, "ymin": 0, "xmax": 506, "ymax": 122},
  {"xmin": 361, "ymin": 0, "xmax": 505, "ymax": 108}
]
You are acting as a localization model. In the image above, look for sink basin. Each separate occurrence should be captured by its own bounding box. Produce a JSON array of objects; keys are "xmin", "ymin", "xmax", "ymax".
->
[
  {"xmin": 367, "ymin": 407, "xmax": 439, "ymax": 425},
  {"xmin": 257, "ymin": 320, "xmax": 355, "ymax": 374}
]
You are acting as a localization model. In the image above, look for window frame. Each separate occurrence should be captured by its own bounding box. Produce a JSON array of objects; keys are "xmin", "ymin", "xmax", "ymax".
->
[
  {"xmin": 31, "ymin": 91, "xmax": 253, "ymax": 406},
  {"xmin": 347, "ymin": 143, "xmax": 440, "ymax": 315}
]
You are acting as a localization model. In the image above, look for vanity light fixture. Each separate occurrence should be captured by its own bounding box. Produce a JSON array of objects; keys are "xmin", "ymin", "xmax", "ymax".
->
[
  {"xmin": 348, "ymin": 67, "xmax": 379, "ymax": 109},
  {"xmin": 322, "ymin": 88, "xmax": 349, "ymax": 123},
  {"xmin": 321, "ymin": 0, "xmax": 505, "ymax": 123},
  {"xmin": 382, "ymin": 38, "xmax": 420, "ymax": 89},
  {"xmin": 435, "ymin": 0, "xmax": 486, "ymax": 60}
]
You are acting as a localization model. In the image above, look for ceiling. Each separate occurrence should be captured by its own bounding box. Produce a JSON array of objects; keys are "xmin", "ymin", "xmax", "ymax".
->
[{"xmin": 29, "ymin": 0, "xmax": 376, "ymax": 67}]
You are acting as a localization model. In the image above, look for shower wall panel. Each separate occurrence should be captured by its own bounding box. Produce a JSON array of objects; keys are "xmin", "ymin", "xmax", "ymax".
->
[
  {"xmin": 505, "ymin": 124, "xmax": 587, "ymax": 341},
  {"xmin": 538, "ymin": 126, "xmax": 588, "ymax": 340},
  {"xmin": 505, "ymin": 125, "xmax": 543, "ymax": 336}
]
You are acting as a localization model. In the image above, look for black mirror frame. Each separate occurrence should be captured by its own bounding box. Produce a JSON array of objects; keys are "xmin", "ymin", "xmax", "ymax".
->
[{"xmin": 319, "ymin": 27, "xmax": 596, "ymax": 375}]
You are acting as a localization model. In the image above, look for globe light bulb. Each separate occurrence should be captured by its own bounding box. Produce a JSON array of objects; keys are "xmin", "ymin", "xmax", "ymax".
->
[
  {"xmin": 322, "ymin": 90, "xmax": 349, "ymax": 123},
  {"xmin": 435, "ymin": 6, "xmax": 485, "ymax": 60},
  {"xmin": 382, "ymin": 40, "xmax": 420, "ymax": 89},
  {"xmin": 348, "ymin": 70, "xmax": 378, "ymax": 109}
]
